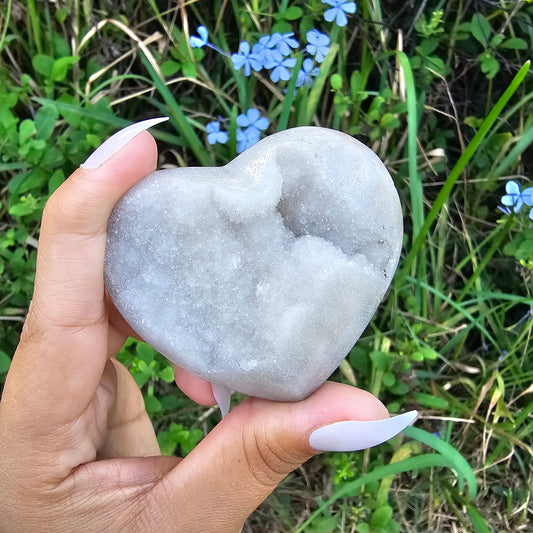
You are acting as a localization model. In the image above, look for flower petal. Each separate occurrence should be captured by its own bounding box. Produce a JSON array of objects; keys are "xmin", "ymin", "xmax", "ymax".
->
[
  {"xmin": 270, "ymin": 67, "xmax": 281, "ymax": 83},
  {"xmin": 255, "ymin": 117, "xmax": 270, "ymax": 130},
  {"xmin": 231, "ymin": 53, "xmax": 245, "ymax": 71},
  {"xmin": 198, "ymin": 26, "xmax": 209, "ymax": 42},
  {"xmin": 501, "ymin": 194, "xmax": 516, "ymax": 207},
  {"xmin": 324, "ymin": 7, "xmax": 337, "ymax": 23},
  {"xmin": 236, "ymin": 114, "xmax": 249, "ymax": 128},
  {"xmin": 239, "ymin": 41, "xmax": 251, "ymax": 54},
  {"xmin": 342, "ymin": 1, "xmax": 357, "ymax": 14},
  {"xmin": 216, "ymin": 132, "xmax": 229, "ymax": 144},
  {"xmin": 522, "ymin": 187, "xmax": 533, "ymax": 206},
  {"xmin": 505, "ymin": 180, "xmax": 521, "ymax": 195},
  {"xmin": 335, "ymin": 9, "xmax": 349, "ymax": 26}
]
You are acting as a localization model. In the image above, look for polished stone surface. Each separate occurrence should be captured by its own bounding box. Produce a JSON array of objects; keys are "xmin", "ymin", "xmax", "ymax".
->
[{"xmin": 105, "ymin": 127, "xmax": 403, "ymax": 401}]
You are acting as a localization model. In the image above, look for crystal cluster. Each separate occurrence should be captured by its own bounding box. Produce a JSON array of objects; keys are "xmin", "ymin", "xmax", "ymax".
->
[{"xmin": 105, "ymin": 127, "xmax": 403, "ymax": 401}]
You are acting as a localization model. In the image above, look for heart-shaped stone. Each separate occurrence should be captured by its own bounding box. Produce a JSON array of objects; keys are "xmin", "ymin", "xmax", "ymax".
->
[{"xmin": 105, "ymin": 127, "xmax": 403, "ymax": 401}]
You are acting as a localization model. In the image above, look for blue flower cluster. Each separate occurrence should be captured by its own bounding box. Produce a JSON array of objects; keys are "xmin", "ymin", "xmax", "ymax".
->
[
  {"xmin": 232, "ymin": 33, "xmax": 298, "ymax": 81},
  {"xmin": 190, "ymin": 25, "xmax": 331, "ymax": 88},
  {"xmin": 189, "ymin": 0, "xmax": 357, "ymax": 151},
  {"xmin": 500, "ymin": 180, "xmax": 533, "ymax": 220},
  {"xmin": 206, "ymin": 108, "xmax": 270, "ymax": 153}
]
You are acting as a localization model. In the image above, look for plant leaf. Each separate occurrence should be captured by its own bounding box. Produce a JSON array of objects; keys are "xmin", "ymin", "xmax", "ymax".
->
[{"xmin": 471, "ymin": 14, "xmax": 491, "ymax": 47}]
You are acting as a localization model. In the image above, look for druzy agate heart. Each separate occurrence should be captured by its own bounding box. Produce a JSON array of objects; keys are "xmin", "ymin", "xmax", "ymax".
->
[{"xmin": 104, "ymin": 127, "xmax": 403, "ymax": 401}]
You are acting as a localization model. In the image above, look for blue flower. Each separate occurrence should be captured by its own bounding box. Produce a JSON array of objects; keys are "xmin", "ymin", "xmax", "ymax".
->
[
  {"xmin": 231, "ymin": 41, "xmax": 263, "ymax": 76},
  {"xmin": 262, "ymin": 47, "xmax": 283, "ymax": 68},
  {"xmin": 296, "ymin": 58, "xmax": 320, "ymax": 88},
  {"xmin": 501, "ymin": 180, "xmax": 533, "ymax": 213},
  {"xmin": 189, "ymin": 26, "xmax": 230, "ymax": 57},
  {"xmin": 269, "ymin": 32, "xmax": 299, "ymax": 56},
  {"xmin": 322, "ymin": 0, "xmax": 357, "ymax": 27},
  {"xmin": 306, "ymin": 29, "xmax": 330, "ymax": 63},
  {"xmin": 206, "ymin": 121, "xmax": 229, "ymax": 145},
  {"xmin": 237, "ymin": 127, "xmax": 261, "ymax": 153},
  {"xmin": 237, "ymin": 108, "xmax": 270, "ymax": 131},
  {"xmin": 252, "ymin": 35, "xmax": 274, "ymax": 57},
  {"xmin": 190, "ymin": 26, "xmax": 209, "ymax": 48},
  {"xmin": 266, "ymin": 55, "xmax": 297, "ymax": 83}
]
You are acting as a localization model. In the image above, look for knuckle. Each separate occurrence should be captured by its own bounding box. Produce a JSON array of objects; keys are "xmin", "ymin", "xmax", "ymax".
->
[
  {"xmin": 241, "ymin": 420, "xmax": 306, "ymax": 489},
  {"xmin": 42, "ymin": 177, "xmax": 105, "ymax": 238}
]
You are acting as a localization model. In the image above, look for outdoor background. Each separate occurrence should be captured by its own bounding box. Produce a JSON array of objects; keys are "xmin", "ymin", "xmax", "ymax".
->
[{"xmin": 1, "ymin": 1, "xmax": 532, "ymax": 531}]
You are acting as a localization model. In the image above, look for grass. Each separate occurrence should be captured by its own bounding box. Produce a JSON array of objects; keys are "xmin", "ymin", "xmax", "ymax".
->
[{"xmin": 1, "ymin": 0, "xmax": 533, "ymax": 531}]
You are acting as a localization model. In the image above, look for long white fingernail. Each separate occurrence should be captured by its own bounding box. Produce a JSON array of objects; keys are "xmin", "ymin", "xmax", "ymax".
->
[
  {"xmin": 81, "ymin": 117, "xmax": 169, "ymax": 169},
  {"xmin": 309, "ymin": 410, "xmax": 418, "ymax": 452},
  {"xmin": 212, "ymin": 383, "xmax": 232, "ymax": 418}
]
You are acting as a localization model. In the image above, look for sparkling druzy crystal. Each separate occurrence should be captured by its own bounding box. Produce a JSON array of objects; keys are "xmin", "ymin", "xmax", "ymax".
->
[{"xmin": 105, "ymin": 127, "xmax": 403, "ymax": 401}]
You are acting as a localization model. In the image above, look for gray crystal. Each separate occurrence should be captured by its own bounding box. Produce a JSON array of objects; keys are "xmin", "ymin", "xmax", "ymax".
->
[{"xmin": 105, "ymin": 127, "xmax": 403, "ymax": 401}]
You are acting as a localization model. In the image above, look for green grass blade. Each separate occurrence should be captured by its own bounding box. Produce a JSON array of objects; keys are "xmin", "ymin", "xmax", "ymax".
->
[
  {"xmin": 299, "ymin": 44, "xmax": 339, "ymax": 126},
  {"xmin": 396, "ymin": 51, "xmax": 422, "ymax": 239},
  {"xmin": 0, "ymin": 162, "xmax": 30, "ymax": 172},
  {"xmin": 466, "ymin": 504, "xmax": 492, "ymax": 533},
  {"xmin": 395, "ymin": 50, "xmax": 427, "ymax": 312},
  {"xmin": 139, "ymin": 51, "xmax": 212, "ymax": 166},
  {"xmin": 491, "ymin": 123, "xmax": 533, "ymax": 179},
  {"xmin": 457, "ymin": 217, "xmax": 514, "ymax": 301},
  {"xmin": 27, "ymin": 0, "xmax": 42, "ymax": 54},
  {"xmin": 407, "ymin": 276, "xmax": 499, "ymax": 349},
  {"xmin": 404, "ymin": 426, "xmax": 477, "ymax": 499},
  {"xmin": 205, "ymin": 17, "xmax": 251, "ymax": 111},
  {"xmin": 33, "ymin": 97, "xmax": 184, "ymax": 147},
  {"xmin": 396, "ymin": 61, "xmax": 530, "ymax": 288},
  {"xmin": 293, "ymin": 454, "xmax": 466, "ymax": 532},
  {"xmin": 277, "ymin": 55, "xmax": 303, "ymax": 132},
  {"xmin": 87, "ymin": 74, "xmax": 153, "ymax": 100},
  {"xmin": 460, "ymin": 291, "xmax": 533, "ymax": 306},
  {"xmin": 0, "ymin": 0, "xmax": 12, "ymax": 53},
  {"xmin": 455, "ymin": 221, "xmax": 509, "ymax": 273}
]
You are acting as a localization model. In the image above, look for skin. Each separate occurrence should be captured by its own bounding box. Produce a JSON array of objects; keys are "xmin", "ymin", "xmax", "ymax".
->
[{"xmin": 0, "ymin": 132, "xmax": 389, "ymax": 533}]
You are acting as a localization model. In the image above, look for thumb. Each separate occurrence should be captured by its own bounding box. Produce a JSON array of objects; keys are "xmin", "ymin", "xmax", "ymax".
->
[
  {"xmin": 152, "ymin": 382, "xmax": 417, "ymax": 532},
  {"xmin": 3, "ymin": 118, "xmax": 165, "ymax": 437}
]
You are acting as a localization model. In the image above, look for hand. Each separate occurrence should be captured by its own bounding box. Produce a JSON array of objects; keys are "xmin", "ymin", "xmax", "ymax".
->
[{"xmin": 0, "ymin": 121, "xmax": 412, "ymax": 533}]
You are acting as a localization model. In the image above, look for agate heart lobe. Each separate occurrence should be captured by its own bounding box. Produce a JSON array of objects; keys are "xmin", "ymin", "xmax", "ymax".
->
[{"xmin": 104, "ymin": 127, "xmax": 403, "ymax": 401}]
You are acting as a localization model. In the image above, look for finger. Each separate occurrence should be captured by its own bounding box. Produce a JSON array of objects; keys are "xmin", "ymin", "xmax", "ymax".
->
[
  {"xmin": 173, "ymin": 366, "xmax": 217, "ymax": 406},
  {"xmin": 72, "ymin": 455, "xmax": 182, "ymax": 494},
  {"xmin": 97, "ymin": 359, "xmax": 161, "ymax": 459},
  {"xmin": 107, "ymin": 322, "xmax": 129, "ymax": 358},
  {"xmin": 150, "ymin": 382, "xmax": 416, "ymax": 532},
  {"xmin": 3, "ymin": 126, "xmax": 159, "ymax": 433}
]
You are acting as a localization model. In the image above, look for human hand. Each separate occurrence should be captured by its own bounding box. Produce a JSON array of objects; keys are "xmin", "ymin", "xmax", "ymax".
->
[{"xmin": 0, "ymin": 120, "xmax": 416, "ymax": 533}]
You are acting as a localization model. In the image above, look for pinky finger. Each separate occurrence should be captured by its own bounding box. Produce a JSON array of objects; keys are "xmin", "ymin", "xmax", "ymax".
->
[{"xmin": 173, "ymin": 366, "xmax": 217, "ymax": 406}]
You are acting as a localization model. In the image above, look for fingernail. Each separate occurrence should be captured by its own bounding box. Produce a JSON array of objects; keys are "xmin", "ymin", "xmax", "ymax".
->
[
  {"xmin": 212, "ymin": 383, "xmax": 231, "ymax": 418},
  {"xmin": 81, "ymin": 117, "xmax": 169, "ymax": 169},
  {"xmin": 309, "ymin": 410, "xmax": 418, "ymax": 452}
]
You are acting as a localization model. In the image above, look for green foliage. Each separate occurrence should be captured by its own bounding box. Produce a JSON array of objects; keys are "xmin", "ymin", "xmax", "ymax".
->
[
  {"xmin": 2, "ymin": 1, "xmax": 533, "ymax": 531},
  {"xmin": 0, "ymin": 59, "xmax": 118, "ymax": 354},
  {"xmin": 504, "ymin": 227, "xmax": 533, "ymax": 266},
  {"xmin": 457, "ymin": 12, "xmax": 528, "ymax": 80},
  {"xmin": 157, "ymin": 423, "xmax": 204, "ymax": 456}
]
